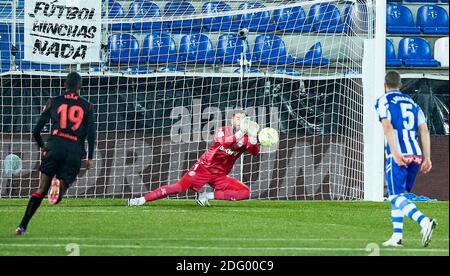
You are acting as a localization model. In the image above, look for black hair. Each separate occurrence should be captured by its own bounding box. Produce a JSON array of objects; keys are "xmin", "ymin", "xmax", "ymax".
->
[
  {"xmin": 385, "ymin": 70, "xmax": 402, "ymax": 89},
  {"xmin": 65, "ymin": 72, "xmax": 82, "ymax": 91}
]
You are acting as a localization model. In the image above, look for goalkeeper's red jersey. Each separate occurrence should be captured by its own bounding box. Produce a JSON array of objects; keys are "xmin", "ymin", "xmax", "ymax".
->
[{"xmin": 199, "ymin": 126, "xmax": 260, "ymax": 175}]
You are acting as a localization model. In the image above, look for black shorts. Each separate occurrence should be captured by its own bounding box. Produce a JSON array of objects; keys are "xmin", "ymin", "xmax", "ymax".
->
[{"xmin": 40, "ymin": 141, "xmax": 82, "ymax": 185}]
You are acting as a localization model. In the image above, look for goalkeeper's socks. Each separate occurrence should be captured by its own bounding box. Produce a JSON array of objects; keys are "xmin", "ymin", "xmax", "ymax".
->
[
  {"xmin": 19, "ymin": 192, "xmax": 44, "ymax": 230},
  {"xmin": 391, "ymin": 195, "xmax": 429, "ymax": 228}
]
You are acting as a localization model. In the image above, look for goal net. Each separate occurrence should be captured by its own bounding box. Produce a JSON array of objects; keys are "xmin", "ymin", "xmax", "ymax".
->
[{"xmin": 0, "ymin": 0, "xmax": 376, "ymax": 200}]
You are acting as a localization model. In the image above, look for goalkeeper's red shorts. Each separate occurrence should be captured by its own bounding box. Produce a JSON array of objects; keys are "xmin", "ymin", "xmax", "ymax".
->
[{"xmin": 179, "ymin": 161, "xmax": 248, "ymax": 192}]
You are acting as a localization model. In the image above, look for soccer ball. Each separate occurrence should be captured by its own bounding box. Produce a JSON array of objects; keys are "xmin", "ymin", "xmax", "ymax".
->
[
  {"xmin": 2, "ymin": 154, "xmax": 22, "ymax": 177},
  {"xmin": 258, "ymin": 128, "xmax": 279, "ymax": 147}
]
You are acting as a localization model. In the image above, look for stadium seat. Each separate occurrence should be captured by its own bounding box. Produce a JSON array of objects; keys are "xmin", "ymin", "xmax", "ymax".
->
[
  {"xmin": 441, "ymin": 0, "xmax": 449, "ymax": 3},
  {"xmin": 142, "ymin": 32, "xmax": 180, "ymax": 64},
  {"xmin": 386, "ymin": 39, "xmax": 402, "ymax": 67},
  {"xmin": 386, "ymin": 4, "xmax": 421, "ymax": 34},
  {"xmin": 434, "ymin": 37, "xmax": 449, "ymax": 67},
  {"xmin": 179, "ymin": 34, "xmax": 216, "ymax": 64},
  {"xmin": 216, "ymin": 33, "xmax": 251, "ymax": 64},
  {"xmin": 293, "ymin": 42, "xmax": 329, "ymax": 66},
  {"xmin": 163, "ymin": 1, "xmax": 201, "ymax": 34},
  {"xmin": 109, "ymin": 33, "xmax": 143, "ymax": 64},
  {"xmin": 0, "ymin": 0, "xmax": 12, "ymax": 19},
  {"xmin": 236, "ymin": 1, "xmax": 276, "ymax": 32},
  {"xmin": 127, "ymin": 0, "xmax": 163, "ymax": 31},
  {"xmin": 416, "ymin": 5, "xmax": 449, "ymax": 35},
  {"xmin": 344, "ymin": 3, "xmax": 370, "ymax": 34},
  {"xmin": 0, "ymin": 0, "xmax": 23, "ymax": 18},
  {"xmin": 398, "ymin": 37, "xmax": 440, "ymax": 67},
  {"xmin": 0, "ymin": 23, "xmax": 11, "ymax": 65},
  {"xmin": 201, "ymin": 1, "xmax": 240, "ymax": 32},
  {"xmin": 0, "ymin": 63, "xmax": 9, "ymax": 73},
  {"xmin": 272, "ymin": 6, "xmax": 312, "ymax": 33},
  {"xmin": 108, "ymin": 1, "xmax": 131, "ymax": 30},
  {"xmin": 306, "ymin": 3, "xmax": 348, "ymax": 33},
  {"xmin": 251, "ymin": 35, "xmax": 294, "ymax": 65}
]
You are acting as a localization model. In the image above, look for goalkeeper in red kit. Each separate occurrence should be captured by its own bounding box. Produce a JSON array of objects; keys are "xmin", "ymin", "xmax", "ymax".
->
[{"xmin": 128, "ymin": 110, "xmax": 260, "ymax": 207}]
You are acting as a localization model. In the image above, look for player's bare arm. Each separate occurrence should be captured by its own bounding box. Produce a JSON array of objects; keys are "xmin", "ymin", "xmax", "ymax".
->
[{"xmin": 418, "ymin": 123, "xmax": 432, "ymax": 174}]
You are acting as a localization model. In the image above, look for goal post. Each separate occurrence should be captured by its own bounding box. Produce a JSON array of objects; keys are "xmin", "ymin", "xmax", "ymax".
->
[
  {"xmin": 0, "ymin": 0, "xmax": 385, "ymax": 201},
  {"xmin": 362, "ymin": 0, "xmax": 385, "ymax": 202}
]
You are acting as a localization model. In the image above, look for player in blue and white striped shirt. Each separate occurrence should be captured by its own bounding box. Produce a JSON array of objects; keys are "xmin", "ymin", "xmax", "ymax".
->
[{"xmin": 375, "ymin": 71, "xmax": 437, "ymax": 247}]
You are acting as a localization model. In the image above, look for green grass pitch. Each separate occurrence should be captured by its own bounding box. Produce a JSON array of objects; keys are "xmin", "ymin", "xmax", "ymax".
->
[{"xmin": 0, "ymin": 199, "xmax": 448, "ymax": 256}]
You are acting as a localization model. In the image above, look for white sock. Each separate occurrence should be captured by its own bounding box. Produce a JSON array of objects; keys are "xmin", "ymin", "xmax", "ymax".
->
[
  {"xmin": 392, "ymin": 233, "xmax": 403, "ymax": 240},
  {"xmin": 206, "ymin": 192, "xmax": 214, "ymax": 200},
  {"xmin": 420, "ymin": 217, "xmax": 430, "ymax": 228}
]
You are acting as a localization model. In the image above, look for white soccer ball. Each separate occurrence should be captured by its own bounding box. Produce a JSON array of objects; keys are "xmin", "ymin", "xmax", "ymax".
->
[
  {"xmin": 2, "ymin": 154, "xmax": 22, "ymax": 177},
  {"xmin": 258, "ymin": 128, "xmax": 279, "ymax": 148}
]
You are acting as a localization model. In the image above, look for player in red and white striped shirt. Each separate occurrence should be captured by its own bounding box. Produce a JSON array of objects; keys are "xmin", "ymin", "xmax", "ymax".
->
[{"xmin": 128, "ymin": 110, "xmax": 259, "ymax": 207}]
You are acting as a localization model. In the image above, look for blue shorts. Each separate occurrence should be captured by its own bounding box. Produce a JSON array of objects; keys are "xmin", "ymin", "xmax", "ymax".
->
[{"xmin": 385, "ymin": 156, "xmax": 421, "ymax": 196}]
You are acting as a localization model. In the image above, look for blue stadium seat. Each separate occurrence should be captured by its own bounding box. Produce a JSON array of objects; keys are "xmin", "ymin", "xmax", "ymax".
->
[
  {"xmin": 272, "ymin": 6, "xmax": 312, "ymax": 33},
  {"xmin": 386, "ymin": 39, "xmax": 402, "ymax": 67},
  {"xmin": 0, "ymin": 23, "xmax": 11, "ymax": 65},
  {"xmin": 416, "ymin": 5, "xmax": 449, "ymax": 35},
  {"xmin": 108, "ymin": 1, "xmax": 131, "ymax": 30},
  {"xmin": 216, "ymin": 33, "xmax": 251, "ymax": 64},
  {"xmin": 109, "ymin": 33, "xmax": 143, "ymax": 64},
  {"xmin": 386, "ymin": 4, "xmax": 421, "ymax": 34},
  {"xmin": 1, "ymin": 63, "xmax": 9, "ymax": 73},
  {"xmin": 0, "ymin": 0, "xmax": 23, "ymax": 19},
  {"xmin": 441, "ymin": 0, "xmax": 449, "ymax": 3},
  {"xmin": 127, "ymin": 0, "xmax": 163, "ymax": 31},
  {"xmin": 0, "ymin": 0, "xmax": 12, "ymax": 20},
  {"xmin": 344, "ymin": 3, "xmax": 370, "ymax": 33},
  {"xmin": 294, "ymin": 42, "xmax": 329, "ymax": 66},
  {"xmin": 201, "ymin": 1, "xmax": 240, "ymax": 32},
  {"xmin": 163, "ymin": 1, "xmax": 201, "ymax": 34},
  {"xmin": 142, "ymin": 32, "xmax": 180, "ymax": 64},
  {"xmin": 343, "ymin": 5, "xmax": 353, "ymax": 30},
  {"xmin": 179, "ymin": 34, "xmax": 216, "ymax": 64},
  {"xmin": 252, "ymin": 35, "xmax": 294, "ymax": 65},
  {"xmin": 398, "ymin": 37, "xmax": 440, "ymax": 67},
  {"xmin": 306, "ymin": 3, "xmax": 347, "ymax": 33},
  {"xmin": 236, "ymin": 1, "xmax": 276, "ymax": 32}
]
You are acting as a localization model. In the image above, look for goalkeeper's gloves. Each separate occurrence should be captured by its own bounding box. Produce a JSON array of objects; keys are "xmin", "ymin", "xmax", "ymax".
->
[
  {"xmin": 247, "ymin": 121, "xmax": 259, "ymax": 137},
  {"xmin": 240, "ymin": 117, "xmax": 252, "ymax": 134},
  {"xmin": 240, "ymin": 117, "xmax": 260, "ymax": 135},
  {"xmin": 240, "ymin": 117, "xmax": 260, "ymax": 145}
]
